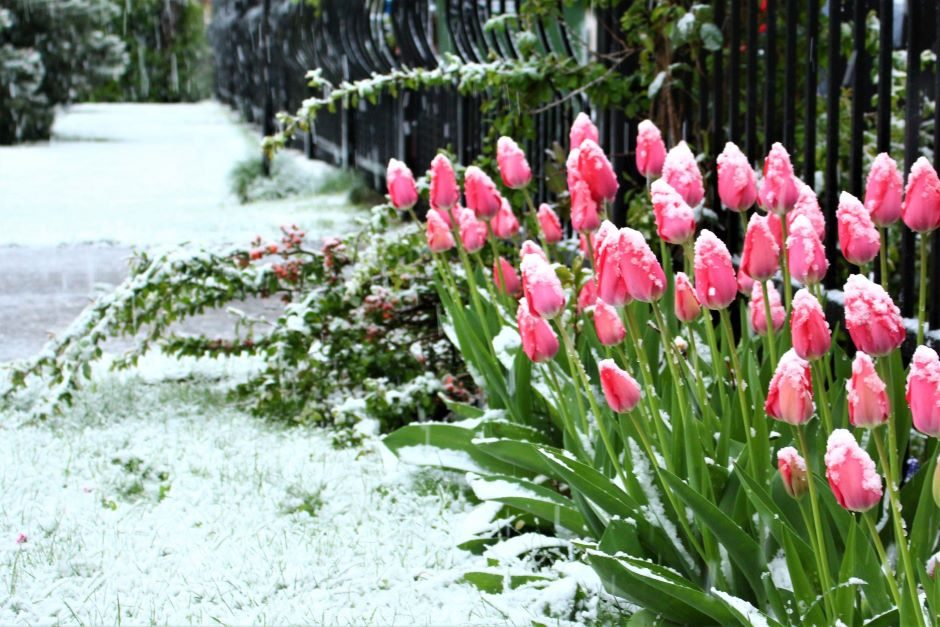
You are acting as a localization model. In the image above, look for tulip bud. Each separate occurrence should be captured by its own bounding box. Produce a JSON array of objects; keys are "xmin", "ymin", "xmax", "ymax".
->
[
  {"xmin": 493, "ymin": 256, "xmax": 521, "ymax": 296},
  {"xmin": 825, "ymin": 429, "xmax": 883, "ymax": 513},
  {"xmin": 790, "ymin": 289, "xmax": 831, "ymax": 360},
  {"xmin": 786, "ymin": 214, "xmax": 829, "ymax": 285},
  {"xmin": 577, "ymin": 139, "xmax": 619, "ymax": 203},
  {"xmin": 521, "ymin": 254, "xmax": 567, "ymax": 319},
  {"xmin": 463, "ymin": 166, "xmax": 501, "ymax": 220},
  {"xmin": 662, "ymin": 141, "xmax": 705, "ymax": 207},
  {"xmin": 455, "ymin": 206, "xmax": 487, "ymax": 253},
  {"xmin": 386, "ymin": 159, "xmax": 418, "ymax": 210},
  {"xmin": 788, "ymin": 182, "xmax": 826, "ymax": 239},
  {"xmin": 865, "ymin": 153, "xmax": 903, "ymax": 227},
  {"xmin": 737, "ymin": 266, "xmax": 755, "ymax": 295},
  {"xmin": 902, "ymin": 157, "xmax": 940, "ymax": 233},
  {"xmin": 740, "ymin": 213, "xmax": 780, "ymax": 281},
  {"xmin": 594, "ymin": 222, "xmax": 630, "ymax": 307},
  {"xmin": 536, "ymin": 203, "xmax": 564, "ymax": 244},
  {"xmin": 569, "ymin": 112, "xmax": 599, "ymax": 150},
  {"xmin": 758, "ymin": 142, "xmax": 800, "ymax": 215},
  {"xmin": 577, "ymin": 280, "xmax": 597, "ymax": 314},
  {"xmin": 777, "ymin": 446, "xmax": 808, "ymax": 500},
  {"xmin": 907, "ymin": 346, "xmax": 940, "ymax": 437},
  {"xmin": 765, "ymin": 349, "xmax": 815, "ymax": 425},
  {"xmin": 650, "ymin": 179, "xmax": 697, "ymax": 245},
  {"xmin": 429, "ymin": 154, "xmax": 459, "ymax": 211},
  {"xmin": 517, "ymin": 300, "xmax": 559, "ymax": 363},
  {"xmin": 674, "ymin": 272, "xmax": 701, "ymax": 323},
  {"xmin": 570, "ymin": 180, "xmax": 601, "ymax": 233},
  {"xmin": 593, "ymin": 299, "xmax": 626, "ymax": 346},
  {"xmin": 716, "ymin": 141, "xmax": 757, "ymax": 212},
  {"xmin": 694, "ymin": 230, "xmax": 737, "ymax": 310},
  {"xmin": 749, "ymin": 282, "xmax": 785, "ymax": 336},
  {"xmin": 620, "ymin": 228, "xmax": 666, "ymax": 303},
  {"xmin": 425, "ymin": 210, "xmax": 454, "ymax": 253},
  {"xmin": 598, "ymin": 359, "xmax": 642, "ymax": 413},
  {"xmin": 635, "ymin": 120, "xmax": 667, "ymax": 178},
  {"xmin": 847, "ymin": 352, "xmax": 889, "ymax": 428},
  {"xmin": 491, "ymin": 197, "xmax": 520, "ymax": 239},
  {"xmin": 520, "ymin": 239, "xmax": 548, "ymax": 262},
  {"xmin": 837, "ymin": 191, "xmax": 881, "ymax": 266},
  {"xmin": 844, "ymin": 274, "xmax": 905, "ymax": 357},
  {"xmin": 496, "ymin": 136, "xmax": 532, "ymax": 189}
]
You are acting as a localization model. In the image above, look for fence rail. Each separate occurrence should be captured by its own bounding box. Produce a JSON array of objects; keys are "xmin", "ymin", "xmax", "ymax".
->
[{"xmin": 209, "ymin": 0, "xmax": 940, "ymax": 330}]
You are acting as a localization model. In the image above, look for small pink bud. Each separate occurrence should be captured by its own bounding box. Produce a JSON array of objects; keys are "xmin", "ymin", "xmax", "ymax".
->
[
  {"xmin": 749, "ymin": 282, "xmax": 785, "ymax": 336},
  {"xmin": 907, "ymin": 346, "xmax": 940, "ymax": 437},
  {"xmin": 463, "ymin": 166, "xmax": 501, "ymax": 220},
  {"xmin": 577, "ymin": 139, "xmax": 619, "ymax": 204},
  {"xmin": 517, "ymin": 301, "xmax": 559, "ymax": 363},
  {"xmin": 902, "ymin": 157, "xmax": 940, "ymax": 233},
  {"xmin": 650, "ymin": 179, "xmax": 696, "ymax": 245},
  {"xmin": 837, "ymin": 191, "xmax": 881, "ymax": 266},
  {"xmin": 847, "ymin": 352, "xmax": 889, "ymax": 428},
  {"xmin": 425, "ymin": 211, "xmax": 455, "ymax": 253},
  {"xmin": 569, "ymin": 112, "xmax": 599, "ymax": 150},
  {"xmin": 790, "ymin": 289, "xmax": 831, "ymax": 360},
  {"xmin": 593, "ymin": 299, "xmax": 626, "ymax": 346},
  {"xmin": 758, "ymin": 142, "xmax": 800, "ymax": 214},
  {"xmin": 496, "ymin": 136, "xmax": 532, "ymax": 189},
  {"xmin": 777, "ymin": 446, "xmax": 808, "ymax": 500},
  {"xmin": 635, "ymin": 120, "xmax": 667, "ymax": 178},
  {"xmin": 537, "ymin": 203, "xmax": 563, "ymax": 243},
  {"xmin": 674, "ymin": 272, "xmax": 701, "ymax": 323},
  {"xmin": 429, "ymin": 154, "xmax": 459, "ymax": 211},
  {"xmin": 16, "ymin": 533, "xmax": 26, "ymax": 545},
  {"xmin": 521, "ymin": 254, "xmax": 567, "ymax": 319},
  {"xmin": 843, "ymin": 274, "xmax": 905, "ymax": 357},
  {"xmin": 825, "ymin": 429, "xmax": 883, "ymax": 512},
  {"xmin": 741, "ymin": 213, "xmax": 780, "ymax": 281},
  {"xmin": 864, "ymin": 153, "xmax": 903, "ymax": 226},
  {"xmin": 491, "ymin": 197, "xmax": 520, "ymax": 239},
  {"xmin": 386, "ymin": 159, "xmax": 418, "ymax": 210},
  {"xmin": 694, "ymin": 230, "xmax": 737, "ymax": 310},
  {"xmin": 716, "ymin": 141, "xmax": 757, "ymax": 211},
  {"xmin": 662, "ymin": 141, "xmax": 705, "ymax": 207},
  {"xmin": 493, "ymin": 257, "xmax": 521, "ymax": 296},
  {"xmin": 786, "ymin": 214, "xmax": 829, "ymax": 285},
  {"xmin": 598, "ymin": 359, "xmax": 642, "ymax": 413},
  {"xmin": 765, "ymin": 349, "xmax": 814, "ymax": 425}
]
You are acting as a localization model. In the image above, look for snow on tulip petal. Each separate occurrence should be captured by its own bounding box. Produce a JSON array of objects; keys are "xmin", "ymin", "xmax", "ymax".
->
[
  {"xmin": 520, "ymin": 253, "xmax": 567, "ymax": 319},
  {"xmin": 650, "ymin": 178, "xmax": 696, "ymax": 245},
  {"xmin": 786, "ymin": 214, "xmax": 828, "ymax": 285},
  {"xmin": 429, "ymin": 154, "xmax": 459, "ymax": 211},
  {"xmin": 837, "ymin": 191, "xmax": 881, "ymax": 266},
  {"xmin": 517, "ymin": 300, "xmax": 559, "ymax": 363},
  {"xmin": 790, "ymin": 289, "xmax": 831, "ymax": 360},
  {"xmin": 635, "ymin": 119, "xmax": 667, "ymax": 178},
  {"xmin": 847, "ymin": 352, "xmax": 889, "ymax": 428},
  {"xmin": 537, "ymin": 203, "xmax": 563, "ymax": 243},
  {"xmin": 716, "ymin": 141, "xmax": 757, "ymax": 212},
  {"xmin": 619, "ymin": 227, "xmax": 666, "ymax": 303},
  {"xmin": 907, "ymin": 346, "xmax": 940, "ymax": 437},
  {"xmin": 740, "ymin": 212, "xmax": 780, "ymax": 281},
  {"xmin": 569, "ymin": 112, "xmax": 599, "ymax": 150},
  {"xmin": 765, "ymin": 349, "xmax": 814, "ymax": 425},
  {"xmin": 694, "ymin": 229, "xmax": 737, "ymax": 309},
  {"xmin": 788, "ymin": 182, "xmax": 826, "ymax": 240},
  {"xmin": 902, "ymin": 157, "xmax": 940, "ymax": 233},
  {"xmin": 425, "ymin": 210, "xmax": 454, "ymax": 252},
  {"xmin": 496, "ymin": 136, "xmax": 532, "ymax": 189},
  {"xmin": 662, "ymin": 141, "xmax": 705, "ymax": 207},
  {"xmin": 491, "ymin": 197, "xmax": 520, "ymax": 239},
  {"xmin": 825, "ymin": 429, "xmax": 883, "ymax": 512},
  {"xmin": 577, "ymin": 139, "xmax": 619, "ymax": 203},
  {"xmin": 386, "ymin": 159, "xmax": 418, "ymax": 210},
  {"xmin": 864, "ymin": 153, "xmax": 903, "ymax": 227},
  {"xmin": 593, "ymin": 298, "xmax": 626, "ymax": 346},
  {"xmin": 674, "ymin": 272, "xmax": 701, "ymax": 323},
  {"xmin": 777, "ymin": 446, "xmax": 808, "ymax": 500},
  {"xmin": 843, "ymin": 274, "xmax": 905, "ymax": 357},
  {"xmin": 749, "ymin": 281, "xmax": 785, "ymax": 336},
  {"xmin": 463, "ymin": 166, "xmax": 501, "ymax": 220},
  {"xmin": 520, "ymin": 239, "xmax": 548, "ymax": 261},
  {"xmin": 598, "ymin": 359, "xmax": 642, "ymax": 413},
  {"xmin": 758, "ymin": 142, "xmax": 800, "ymax": 214}
]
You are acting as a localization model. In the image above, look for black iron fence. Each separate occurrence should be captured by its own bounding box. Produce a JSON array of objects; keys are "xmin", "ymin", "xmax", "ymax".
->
[{"xmin": 209, "ymin": 0, "xmax": 940, "ymax": 327}]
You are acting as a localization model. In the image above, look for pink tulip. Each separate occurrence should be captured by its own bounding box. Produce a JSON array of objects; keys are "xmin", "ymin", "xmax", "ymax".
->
[
  {"xmin": 593, "ymin": 299, "xmax": 626, "ymax": 346},
  {"xmin": 837, "ymin": 191, "xmax": 881, "ymax": 266},
  {"xmin": 571, "ymin": 180, "xmax": 601, "ymax": 233},
  {"xmin": 847, "ymin": 352, "xmax": 889, "ymax": 428},
  {"xmin": 903, "ymin": 157, "xmax": 940, "ymax": 233},
  {"xmin": 662, "ymin": 141, "xmax": 705, "ymax": 207},
  {"xmin": 790, "ymin": 288, "xmax": 831, "ymax": 360},
  {"xmin": 865, "ymin": 153, "xmax": 903, "ymax": 227},
  {"xmin": 694, "ymin": 229, "xmax": 737, "ymax": 309},
  {"xmin": 425, "ymin": 210, "xmax": 454, "ymax": 253},
  {"xmin": 741, "ymin": 213, "xmax": 780, "ymax": 281},
  {"xmin": 737, "ymin": 267, "xmax": 755, "ymax": 295},
  {"xmin": 386, "ymin": 159, "xmax": 418, "ymax": 210},
  {"xmin": 777, "ymin": 446, "xmax": 808, "ymax": 500},
  {"xmin": 598, "ymin": 359, "xmax": 642, "ymax": 413},
  {"xmin": 537, "ymin": 203, "xmax": 563, "ymax": 243},
  {"xmin": 786, "ymin": 214, "xmax": 829, "ymax": 285},
  {"xmin": 432, "ymin": 206, "xmax": 454, "ymax": 227},
  {"xmin": 635, "ymin": 120, "xmax": 667, "ymax": 178},
  {"xmin": 907, "ymin": 345, "xmax": 940, "ymax": 437},
  {"xmin": 843, "ymin": 274, "xmax": 905, "ymax": 357},
  {"xmin": 716, "ymin": 142, "xmax": 757, "ymax": 211},
  {"xmin": 749, "ymin": 282, "xmax": 785, "ymax": 336},
  {"xmin": 429, "ymin": 154, "xmax": 459, "ymax": 211},
  {"xmin": 493, "ymin": 256, "xmax": 521, "ymax": 296},
  {"xmin": 455, "ymin": 206, "xmax": 487, "ymax": 253},
  {"xmin": 788, "ymin": 182, "xmax": 826, "ymax": 240},
  {"xmin": 463, "ymin": 166, "xmax": 501, "ymax": 220},
  {"xmin": 517, "ymin": 301, "xmax": 559, "ymax": 363},
  {"xmin": 577, "ymin": 139, "xmax": 619, "ymax": 204},
  {"xmin": 594, "ymin": 221, "xmax": 630, "ymax": 307},
  {"xmin": 569, "ymin": 112, "xmax": 599, "ymax": 150},
  {"xmin": 767, "ymin": 212, "xmax": 784, "ymax": 249},
  {"xmin": 765, "ymin": 349, "xmax": 814, "ymax": 425},
  {"xmin": 758, "ymin": 142, "xmax": 800, "ymax": 214},
  {"xmin": 521, "ymin": 253, "xmax": 566, "ymax": 319},
  {"xmin": 520, "ymin": 239, "xmax": 548, "ymax": 262},
  {"xmin": 620, "ymin": 228, "xmax": 666, "ymax": 303},
  {"xmin": 577, "ymin": 279, "xmax": 598, "ymax": 313},
  {"xmin": 566, "ymin": 147, "xmax": 582, "ymax": 191},
  {"xmin": 650, "ymin": 179, "xmax": 696, "ymax": 245},
  {"xmin": 825, "ymin": 429, "xmax": 883, "ymax": 513},
  {"xmin": 496, "ymin": 136, "xmax": 532, "ymax": 189},
  {"xmin": 491, "ymin": 197, "xmax": 520, "ymax": 238},
  {"xmin": 674, "ymin": 272, "xmax": 701, "ymax": 323}
]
